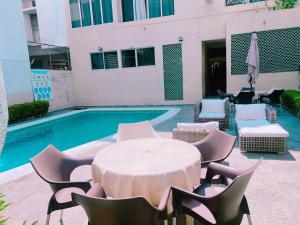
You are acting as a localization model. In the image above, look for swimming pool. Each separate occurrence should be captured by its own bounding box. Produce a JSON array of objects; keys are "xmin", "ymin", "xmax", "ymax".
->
[{"xmin": 0, "ymin": 109, "xmax": 169, "ymax": 172}]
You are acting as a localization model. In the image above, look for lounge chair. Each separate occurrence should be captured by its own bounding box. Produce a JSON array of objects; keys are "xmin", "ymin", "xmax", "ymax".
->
[
  {"xmin": 217, "ymin": 89, "xmax": 234, "ymax": 103},
  {"xmin": 235, "ymin": 104, "xmax": 289, "ymax": 153},
  {"xmin": 172, "ymin": 160, "xmax": 262, "ymax": 225},
  {"xmin": 194, "ymin": 99, "xmax": 230, "ymax": 130},
  {"xmin": 30, "ymin": 145, "xmax": 94, "ymax": 225},
  {"xmin": 172, "ymin": 122, "xmax": 219, "ymax": 143},
  {"xmin": 72, "ymin": 184, "xmax": 171, "ymax": 225},
  {"xmin": 259, "ymin": 88, "xmax": 284, "ymax": 112},
  {"xmin": 116, "ymin": 120, "xmax": 160, "ymax": 142},
  {"xmin": 233, "ymin": 91, "xmax": 255, "ymax": 104}
]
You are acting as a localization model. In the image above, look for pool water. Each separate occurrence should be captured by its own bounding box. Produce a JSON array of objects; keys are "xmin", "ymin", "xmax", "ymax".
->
[{"xmin": 0, "ymin": 110, "xmax": 167, "ymax": 172}]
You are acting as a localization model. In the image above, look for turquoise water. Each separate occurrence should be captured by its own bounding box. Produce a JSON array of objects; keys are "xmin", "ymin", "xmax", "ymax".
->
[{"xmin": 0, "ymin": 110, "xmax": 167, "ymax": 172}]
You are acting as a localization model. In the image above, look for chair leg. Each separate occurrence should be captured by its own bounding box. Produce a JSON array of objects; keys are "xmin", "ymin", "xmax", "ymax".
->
[
  {"xmin": 247, "ymin": 214, "xmax": 253, "ymax": 225},
  {"xmin": 60, "ymin": 210, "xmax": 64, "ymax": 225},
  {"xmin": 46, "ymin": 214, "xmax": 50, "ymax": 225},
  {"xmin": 172, "ymin": 217, "xmax": 177, "ymax": 225}
]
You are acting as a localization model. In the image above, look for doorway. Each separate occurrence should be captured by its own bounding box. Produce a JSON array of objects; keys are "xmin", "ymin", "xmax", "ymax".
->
[{"xmin": 202, "ymin": 40, "xmax": 226, "ymax": 98}]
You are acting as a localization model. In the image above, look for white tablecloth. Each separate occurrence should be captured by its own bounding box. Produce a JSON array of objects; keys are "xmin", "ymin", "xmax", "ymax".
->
[{"xmin": 92, "ymin": 138, "xmax": 201, "ymax": 207}]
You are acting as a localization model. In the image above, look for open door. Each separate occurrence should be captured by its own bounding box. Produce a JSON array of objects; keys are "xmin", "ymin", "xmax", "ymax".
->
[{"xmin": 203, "ymin": 40, "xmax": 226, "ymax": 97}]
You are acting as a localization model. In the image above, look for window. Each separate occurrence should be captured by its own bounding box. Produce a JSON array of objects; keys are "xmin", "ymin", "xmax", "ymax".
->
[
  {"xmin": 226, "ymin": 0, "xmax": 265, "ymax": 6},
  {"xmin": 104, "ymin": 51, "xmax": 118, "ymax": 69},
  {"xmin": 80, "ymin": 0, "xmax": 92, "ymax": 26},
  {"xmin": 69, "ymin": 0, "xmax": 81, "ymax": 28},
  {"xmin": 137, "ymin": 48, "xmax": 155, "ymax": 66},
  {"xmin": 69, "ymin": 0, "xmax": 113, "ymax": 28},
  {"xmin": 122, "ymin": 50, "xmax": 136, "ymax": 67},
  {"xmin": 91, "ymin": 51, "xmax": 118, "ymax": 70},
  {"xmin": 122, "ymin": 0, "xmax": 174, "ymax": 22},
  {"xmin": 121, "ymin": 47, "xmax": 155, "ymax": 67}
]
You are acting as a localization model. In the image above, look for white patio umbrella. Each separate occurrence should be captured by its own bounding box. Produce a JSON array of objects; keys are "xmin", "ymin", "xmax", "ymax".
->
[
  {"xmin": 0, "ymin": 61, "xmax": 8, "ymax": 155},
  {"xmin": 246, "ymin": 32, "xmax": 260, "ymax": 89}
]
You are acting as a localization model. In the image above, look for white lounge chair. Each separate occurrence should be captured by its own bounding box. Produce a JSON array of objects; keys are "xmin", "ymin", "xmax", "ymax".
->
[
  {"xmin": 172, "ymin": 122, "xmax": 219, "ymax": 143},
  {"xmin": 235, "ymin": 104, "xmax": 289, "ymax": 154}
]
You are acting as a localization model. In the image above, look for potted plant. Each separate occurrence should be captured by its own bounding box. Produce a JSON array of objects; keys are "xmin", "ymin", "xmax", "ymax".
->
[{"xmin": 0, "ymin": 62, "xmax": 8, "ymax": 155}]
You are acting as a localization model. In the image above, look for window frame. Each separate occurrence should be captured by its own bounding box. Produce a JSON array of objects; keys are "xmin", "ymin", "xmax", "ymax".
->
[
  {"xmin": 90, "ymin": 50, "xmax": 119, "ymax": 70},
  {"xmin": 122, "ymin": 0, "xmax": 174, "ymax": 23},
  {"xmin": 121, "ymin": 47, "xmax": 156, "ymax": 68},
  {"xmin": 70, "ymin": 0, "xmax": 113, "ymax": 28}
]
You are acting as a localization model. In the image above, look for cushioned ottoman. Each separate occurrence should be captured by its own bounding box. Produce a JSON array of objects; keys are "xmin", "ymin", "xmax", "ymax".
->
[{"xmin": 238, "ymin": 124, "xmax": 289, "ymax": 154}]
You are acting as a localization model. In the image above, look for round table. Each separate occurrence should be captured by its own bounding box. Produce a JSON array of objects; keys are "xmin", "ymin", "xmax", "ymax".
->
[{"xmin": 92, "ymin": 138, "xmax": 201, "ymax": 207}]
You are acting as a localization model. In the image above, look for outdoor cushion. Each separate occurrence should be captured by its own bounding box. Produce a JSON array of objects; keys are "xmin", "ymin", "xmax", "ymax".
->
[
  {"xmin": 236, "ymin": 119, "xmax": 271, "ymax": 130},
  {"xmin": 201, "ymin": 99, "xmax": 226, "ymax": 113},
  {"xmin": 239, "ymin": 124, "xmax": 289, "ymax": 138},
  {"xmin": 235, "ymin": 104, "xmax": 267, "ymax": 121},
  {"xmin": 177, "ymin": 122, "xmax": 219, "ymax": 131},
  {"xmin": 199, "ymin": 112, "xmax": 225, "ymax": 119}
]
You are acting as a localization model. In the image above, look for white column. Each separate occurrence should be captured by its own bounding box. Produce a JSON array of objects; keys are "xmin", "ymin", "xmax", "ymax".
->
[{"xmin": 0, "ymin": 61, "xmax": 8, "ymax": 155}]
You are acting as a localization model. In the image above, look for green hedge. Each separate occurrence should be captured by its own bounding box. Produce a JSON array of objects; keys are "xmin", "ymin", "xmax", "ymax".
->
[
  {"xmin": 8, "ymin": 101, "xmax": 49, "ymax": 124},
  {"xmin": 281, "ymin": 90, "xmax": 300, "ymax": 116}
]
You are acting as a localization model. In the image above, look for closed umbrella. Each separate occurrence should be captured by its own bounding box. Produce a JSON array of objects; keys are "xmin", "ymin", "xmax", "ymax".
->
[{"xmin": 246, "ymin": 32, "xmax": 259, "ymax": 90}]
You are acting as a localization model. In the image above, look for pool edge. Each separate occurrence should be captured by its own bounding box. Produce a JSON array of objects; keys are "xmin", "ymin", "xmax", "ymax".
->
[{"xmin": 0, "ymin": 107, "xmax": 181, "ymax": 185}]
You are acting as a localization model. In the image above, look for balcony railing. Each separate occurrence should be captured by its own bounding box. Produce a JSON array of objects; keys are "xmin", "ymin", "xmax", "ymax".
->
[
  {"xmin": 28, "ymin": 42, "xmax": 72, "ymax": 71},
  {"xmin": 226, "ymin": 0, "xmax": 265, "ymax": 6}
]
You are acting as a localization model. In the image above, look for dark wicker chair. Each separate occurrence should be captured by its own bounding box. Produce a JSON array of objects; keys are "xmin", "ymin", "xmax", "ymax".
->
[
  {"xmin": 234, "ymin": 91, "xmax": 255, "ymax": 104},
  {"xmin": 30, "ymin": 145, "xmax": 94, "ymax": 225},
  {"xmin": 72, "ymin": 184, "xmax": 171, "ymax": 225},
  {"xmin": 217, "ymin": 89, "xmax": 234, "ymax": 103},
  {"xmin": 259, "ymin": 89, "xmax": 284, "ymax": 112},
  {"xmin": 172, "ymin": 160, "xmax": 261, "ymax": 225}
]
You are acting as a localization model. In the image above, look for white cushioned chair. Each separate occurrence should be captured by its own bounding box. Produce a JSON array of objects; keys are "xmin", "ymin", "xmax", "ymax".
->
[
  {"xmin": 116, "ymin": 121, "xmax": 160, "ymax": 142},
  {"xmin": 194, "ymin": 99, "xmax": 230, "ymax": 130},
  {"xmin": 235, "ymin": 104, "xmax": 288, "ymax": 154}
]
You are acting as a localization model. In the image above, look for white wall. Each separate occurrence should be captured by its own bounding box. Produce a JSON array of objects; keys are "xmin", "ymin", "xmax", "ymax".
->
[
  {"xmin": 0, "ymin": 0, "xmax": 33, "ymax": 105},
  {"xmin": 64, "ymin": 0, "xmax": 300, "ymax": 106},
  {"xmin": 36, "ymin": 0, "xmax": 68, "ymax": 46}
]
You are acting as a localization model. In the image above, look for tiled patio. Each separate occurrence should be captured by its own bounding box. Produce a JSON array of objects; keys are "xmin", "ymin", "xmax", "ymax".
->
[{"xmin": 1, "ymin": 105, "xmax": 300, "ymax": 225}]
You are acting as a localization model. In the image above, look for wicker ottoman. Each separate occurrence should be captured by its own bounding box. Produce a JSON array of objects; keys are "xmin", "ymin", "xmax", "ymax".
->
[
  {"xmin": 238, "ymin": 124, "xmax": 289, "ymax": 154},
  {"xmin": 172, "ymin": 128, "xmax": 210, "ymax": 143}
]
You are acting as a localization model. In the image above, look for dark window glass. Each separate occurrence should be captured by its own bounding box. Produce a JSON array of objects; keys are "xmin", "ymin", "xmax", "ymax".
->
[
  {"xmin": 104, "ymin": 51, "xmax": 118, "ymax": 69},
  {"xmin": 122, "ymin": 0, "xmax": 134, "ymax": 22},
  {"xmin": 137, "ymin": 47, "xmax": 155, "ymax": 66},
  {"xmin": 162, "ymin": 0, "xmax": 174, "ymax": 16},
  {"xmin": 122, "ymin": 50, "xmax": 136, "ymax": 67},
  {"xmin": 91, "ymin": 53, "xmax": 104, "ymax": 69},
  {"xmin": 80, "ymin": 0, "xmax": 92, "ymax": 26},
  {"xmin": 69, "ymin": 0, "xmax": 81, "ymax": 28},
  {"xmin": 148, "ymin": 0, "xmax": 161, "ymax": 18},
  {"xmin": 102, "ymin": 0, "xmax": 113, "ymax": 23},
  {"xmin": 92, "ymin": 0, "xmax": 102, "ymax": 25}
]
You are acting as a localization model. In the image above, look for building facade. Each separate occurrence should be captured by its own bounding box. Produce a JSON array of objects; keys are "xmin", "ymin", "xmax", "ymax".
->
[
  {"xmin": 64, "ymin": 0, "xmax": 300, "ymax": 106},
  {"xmin": 22, "ymin": 0, "xmax": 68, "ymax": 46},
  {"xmin": 0, "ymin": 0, "xmax": 33, "ymax": 105}
]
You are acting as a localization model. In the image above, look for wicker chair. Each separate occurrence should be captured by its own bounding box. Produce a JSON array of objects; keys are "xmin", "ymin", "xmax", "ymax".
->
[
  {"xmin": 194, "ymin": 100, "xmax": 230, "ymax": 130},
  {"xmin": 235, "ymin": 104, "xmax": 289, "ymax": 154}
]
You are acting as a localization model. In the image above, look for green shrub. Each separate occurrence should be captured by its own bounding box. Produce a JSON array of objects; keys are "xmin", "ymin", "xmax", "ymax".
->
[
  {"xmin": 281, "ymin": 89, "xmax": 300, "ymax": 116},
  {"xmin": 8, "ymin": 101, "xmax": 49, "ymax": 124}
]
